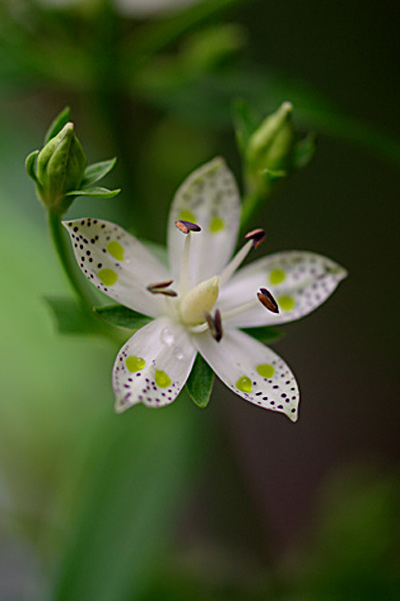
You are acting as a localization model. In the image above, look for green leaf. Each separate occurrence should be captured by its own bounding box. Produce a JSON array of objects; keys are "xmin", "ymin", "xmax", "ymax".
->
[
  {"xmin": 135, "ymin": 67, "xmax": 400, "ymax": 166},
  {"xmin": 232, "ymin": 98, "xmax": 259, "ymax": 154},
  {"xmin": 44, "ymin": 296, "xmax": 93, "ymax": 335},
  {"xmin": 94, "ymin": 305, "xmax": 152, "ymax": 330},
  {"xmin": 65, "ymin": 186, "xmax": 121, "ymax": 199},
  {"xmin": 44, "ymin": 106, "xmax": 71, "ymax": 144},
  {"xmin": 263, "ymin": 168, "xmax": 287, "ymax": 180},
  {"xmin": 186, "ymin": 353, "xmax": 214, "ymax": 408},
  {"xmin": 25, "ymin": 150, "xmax": 39, "ymax": 184},
  {"xmin": 242, "ymin": 326, "xmax": 284, "ymax": 344},
  {"xmin": 128, "ymin": 0, "xmax": 253, "ymax": 60},
  {"xmin": 81, "ymin": 158, "xmax": 117, "ymax": 188},
  {"xmin": 53, "ymin": 403, "xmax": 203, "ymax": 601},
  {"xmin": 293, "ymin": 132, "xmax": 317, "ymax": 170}
]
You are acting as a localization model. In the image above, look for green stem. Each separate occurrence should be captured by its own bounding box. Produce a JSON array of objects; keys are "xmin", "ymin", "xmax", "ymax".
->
[{"xmin": 48, "ymin": 210, "xmax": 94, "ymax": 307}]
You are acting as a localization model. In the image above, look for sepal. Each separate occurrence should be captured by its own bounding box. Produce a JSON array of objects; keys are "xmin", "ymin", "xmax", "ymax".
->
[
  {"xmin": 65, "ymin": 186, "xmax": 121, "ymax": 199},
  {"xmin": 81, "ymin": 158, "xmax": 117, "ymax": 187},
  {"xmin": 94, "ymin": 305, "xmax": 152, "ymax": 331},
  {"xmin": 186, "ymin": 353, "xmax": 214, "ymax": 409},
  {"xmin": 45, "ymin": 296, "xmax": 94, "ymax": 336},
  {"xmin": 241, "ymin": 326, "xmax": 284, "ymax": 344},
  {"xmin": 25, "ymin": 150, "xmax": 40, "ymax": 186},
  {"xmin": 44, "ymin": 106, "xmax": 71, "ymax": 144}
]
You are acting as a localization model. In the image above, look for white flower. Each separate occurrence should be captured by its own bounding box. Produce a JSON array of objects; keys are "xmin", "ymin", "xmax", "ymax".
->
[{"xmin": 63, "ymin": 158, "xmax": 346, "ymax": 421}]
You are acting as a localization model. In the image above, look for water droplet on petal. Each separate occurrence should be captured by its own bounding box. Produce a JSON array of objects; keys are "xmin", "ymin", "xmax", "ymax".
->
[
  {"xmin": 161, "ymin": 327, "xmax": 175, "ymax": 346},
  {"xmin": 173, "ymin": 347, "xmax": 184, "ymax": 361}
]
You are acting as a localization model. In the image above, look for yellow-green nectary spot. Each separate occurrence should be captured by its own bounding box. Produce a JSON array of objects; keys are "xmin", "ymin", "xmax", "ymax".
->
[
  {"xmin": 236, "ymin": 375, "xmax": 252, "ymax": 393},
  {"xmin": 256, "ymin": 363, "xmax": 275, "ymax": 378},
  {"xmin": 270, "ymin": 269, "xmax": 286, "ymax": 285},
  {"xmin": 209, "ymin": 216, "xmax": 225, "ymax": 233},
  {"xmin": 279, "ymin": 295, "xmax": 296, "ymax": 311},
  {"xmin": 126, "ymin": 356, "xmax": 146, "ymax": 372},
  {"xmin": 107, "ymin": 240, "xmax": 124, "ymax": 261},
  {"xmin": 98, "ymin": 268, "xmax": 118, "ymax": 286},
  {"xmin": 155, "ymin": 369, "xmax": 171, "ymax": 388},
  {"xmin": 179, "ymin": 209, "xmax": 196, "ymax": 223}
]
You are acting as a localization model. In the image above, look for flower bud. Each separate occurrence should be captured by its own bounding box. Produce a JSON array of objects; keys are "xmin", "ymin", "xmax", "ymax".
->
[
  {"xmin": 36, "ymin": 122, "xmax": 87, "ymax": 212},
  {"xmin": 246, "ymin": 101, "xmax": 294, "ymax": 177}
]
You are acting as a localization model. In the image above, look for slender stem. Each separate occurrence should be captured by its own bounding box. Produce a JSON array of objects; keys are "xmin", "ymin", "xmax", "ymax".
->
[{"xmin": 48, "ymin": 210, "xmax": 94, "ymax": 307}]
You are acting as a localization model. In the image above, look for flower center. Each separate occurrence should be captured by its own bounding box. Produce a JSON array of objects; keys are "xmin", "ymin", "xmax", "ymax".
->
[{"xmin": 179, "ymin": 275, "xmax": 220, "ymax": 325}]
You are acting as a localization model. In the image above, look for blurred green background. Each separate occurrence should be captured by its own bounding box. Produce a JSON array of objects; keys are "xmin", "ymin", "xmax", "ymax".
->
[{"xmin": 0, "ymin": 0, "xmax": 399, "ymax": 599}]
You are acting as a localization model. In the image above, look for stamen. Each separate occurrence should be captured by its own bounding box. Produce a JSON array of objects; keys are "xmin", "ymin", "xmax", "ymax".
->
[
  {"xmin": 257, "ymin": 288, "xmax": 279, "ymax": 313},
  {"xmin": 219, "ymin": 240, "xmax": 252, "ymax": 286},
  {"xmin": 204, "ymin": 309, "xmax": 223, "ymax": 342},
  {"xmin": 147, "ymin": 279, "xmax": 174, "ymax": 290},
  {"xmin": 175, "ymin": 220, "xmax": 201, "ymax": 234},
  {"xmin": 176, "ymin": 221, "xmax": 201, "ymax": 294},
  {"xmin": 219, "ymin": 228, "xmax": 265, "ymax": 287},
  {"xmin": 244, "ymin": 228, "xmax": 266, "ymax": 249},
  {"xmin": 147, "ymin": 281, "xmax": 178, "ymax": 297},
  {"xmin": 221, "ymin": 298, "xmax": 259, "ymax": 321},
  {"xmin": 220, "ymin": 288, "xmax": 279, "ymax": 321}
]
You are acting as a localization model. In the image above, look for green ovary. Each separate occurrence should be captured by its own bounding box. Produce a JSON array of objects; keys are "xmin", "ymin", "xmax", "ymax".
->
[
  {"xmin": 155, "ymin": 369, "xmax": 171, "ymax": 388},
  {"xmin": 126, "ymin": 356, "xmax": 145, "ymax": 372},
  {"xmin": 256, "ymin": 364, "xmax": 275, "ymax": 378},
  {"xmin": 236, "ymin": 376, "xmax": 252, "ymax": 393},
  {"xmin": 180, "ymin": 276, "xmax": 219, "ymax": 325},
  {"xmin": 98, "ymin": 269, "xmax": 118, "ymax": 286}
]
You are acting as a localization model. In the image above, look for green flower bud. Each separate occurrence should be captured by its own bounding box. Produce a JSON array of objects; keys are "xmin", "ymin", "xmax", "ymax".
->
[
  {"xmin": 246, "ymin": 101, "xmax": 294, "ymax": 178},
  {"xmin": 36, "ymin": 122, "xmax": 87, "ymax": 213}
]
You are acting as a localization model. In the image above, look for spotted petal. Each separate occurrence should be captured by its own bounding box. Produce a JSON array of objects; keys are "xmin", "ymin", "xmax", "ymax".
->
[
  {"xmin": 218, "ymin": 251, "xmax": 347, "ymax": 328},
  {"xmin": 63, "ymin": 218, "xmax": 171, "ymax": 317},
  {"xmin": 194, "ymin": 328, "xmax": 299, "ymax": 421},
  {"xmin": 112, "ymin": 316, "xmax": 197, "ymax": 412},
  {"xmin": 167, "ymin": 158, "xmax": 240, "ymax": 285}
]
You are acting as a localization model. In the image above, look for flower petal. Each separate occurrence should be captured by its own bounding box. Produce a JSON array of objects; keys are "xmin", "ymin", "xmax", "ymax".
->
[
  {"xmin": 218, "ymin": 251, "xmax": 347, "ymax": 327},
  {"xmin": 167, "ymin": 158, "xmax": 240, "ymax": 285},
  {"xmin": 63, "ymin": 218, "xmax": 170, "ymax": 317},
  {"xmin": 112, "ymin": 317, "xmax": 197, "ymax": 412},
  {"xmin": 194, "ymin": 328, "xmax": 299, "ymax": 421}
]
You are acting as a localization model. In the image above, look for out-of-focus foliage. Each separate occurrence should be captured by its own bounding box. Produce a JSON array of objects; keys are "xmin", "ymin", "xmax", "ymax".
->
[{"xmin": 0, "ymin": 0, "xmax": 399, "ymax": 599}]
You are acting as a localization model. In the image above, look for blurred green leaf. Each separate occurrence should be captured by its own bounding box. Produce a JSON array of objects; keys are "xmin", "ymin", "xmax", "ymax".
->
[
  {"xmin": 292, "ymin": 132, "xmax": 317, "ymax": 170},
  {"xmin": 292, "ymin": 464, "xmax": 400, "ymax": 601},
  {"xmin": 134, "ymin": 68, "xmax": 400, "ymax": 166},
  {"xmin": 65, "ymin": 186, "xmax": 121, "ymax": 199},
  {"xmin": 232, "ymin": 99, "xmax": 259, "ymax": 154},
  {"xmin": 126, "ymin": 0, "xmax": 253, "ymax": 61},
  {"xmin": 44, "ymin": 296, "xmax": 94, "ymax": 335},
  {"xmin": 53, "ymin": 403, "xmax": 204, "ymax": 601},
  {"xmin": 94, "ymin": 305, "xmax": 152, "ymax": 330},
  {"xmin": 186, "ymin": 353, "xmax": 214, "ymax": 409},
  {"xmin": 242, "ymin": 326, "xmax": 284, "ymax": 344},
  {"xmin": 44, "ymin": 107, "xmax": 71, "ymax": 144},
  {"xmin": 81, "ymin": 158, "xmax": 117, "ymax": 188}
]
